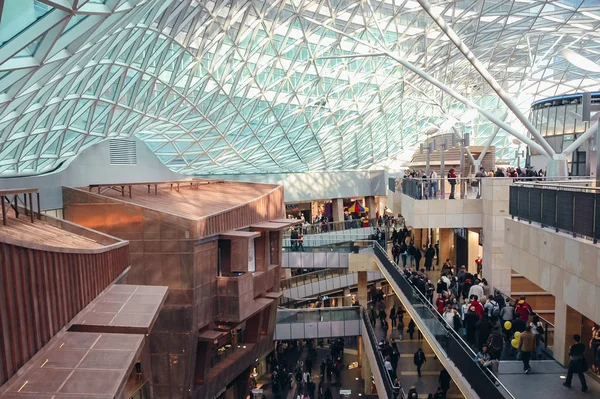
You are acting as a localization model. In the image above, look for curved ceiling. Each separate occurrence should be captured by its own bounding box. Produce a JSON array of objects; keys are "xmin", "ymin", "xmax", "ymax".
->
[{"xmin": 0, "ymin": 0, "xmax": 599, "ymax": 176}]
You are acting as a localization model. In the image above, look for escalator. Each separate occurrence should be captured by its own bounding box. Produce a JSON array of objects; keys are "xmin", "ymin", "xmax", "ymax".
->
[
  {"xmin": 371, "ymin": 243, "xmax": 515, "ymax": 399},
  {"xmin": 360, "ymin": 307, "xmax": 404, "ymax": 398}
]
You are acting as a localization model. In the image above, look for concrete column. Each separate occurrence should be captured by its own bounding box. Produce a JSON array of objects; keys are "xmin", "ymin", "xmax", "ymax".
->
[
  {"xmin": 439, "ymin": 228, "xmax": 455, "ymax": 266},
  {"xmin": 332, "ymin": 198, "xmax": 344, "ymax": 224},
  {"xmin": 343, "ymin": 287, "xmax": 352, "ymax": 306},
  {"xmin": 357, "ymin": 271, "xmax": 368, "ymax": 307},
  {"xmin": 553, "ymin": 301, "xmax": 583, "ymax": 366},
  {"xmin": 365, "ymin": 196, "xmax": 377, "ymax": 219},
  {"xmin": 482, "ymin": 178, "xmax": 512, "ymax": 293}
]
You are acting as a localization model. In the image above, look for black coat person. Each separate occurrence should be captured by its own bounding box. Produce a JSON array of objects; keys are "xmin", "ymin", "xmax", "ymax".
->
[
  {"xmin": 424, "ymin": 246, "xmax": 435, "ymax": 270},
  {"xmin": 414, "ymin": 247, "xmax": 422, "ymax": 268},
  {"xmin": 464, "ymin": 308, "xmax": 479, "ymax": 344},
  {"xmin": 439, "ymin": 368, "xmax": 451, "ymax": 393}
]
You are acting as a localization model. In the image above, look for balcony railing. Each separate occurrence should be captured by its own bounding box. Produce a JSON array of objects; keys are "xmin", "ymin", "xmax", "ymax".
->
[
  {"xmin": 509, "ymin": 181, "xmax": 598, "ymax": 241},
  {"xmin": 284, "ymin": 219, "xmax": 378, "ymax": 236},
  {"xmin": 401, "ymin": 177, "xmax": 479, "ymax": 199}
]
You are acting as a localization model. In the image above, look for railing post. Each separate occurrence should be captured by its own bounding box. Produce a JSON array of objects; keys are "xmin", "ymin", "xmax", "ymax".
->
[
  {"xmin": 540, "ymin": 188, "xmax": 544, "ymax": 228},
  {"xmin": 572, "ymin": 192, "xmax": 576, "ymax": 237},
  {"xmin": 555, "ymin": 191, "xmax": 559, "ymax": 233},
  {"xmin": 528, "ymin": 189, "xmax": 531, "ymax": 224},
  {"xmin": 517, "ymin": 188, "xmax": 521, "ymax": 221},
  {"xmin": 594, "ymin": 195, "xmax": 598, "ymax": 244}
]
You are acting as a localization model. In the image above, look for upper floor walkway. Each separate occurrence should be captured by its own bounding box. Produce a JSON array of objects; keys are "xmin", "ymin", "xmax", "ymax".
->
[{"xmin": 397, "ymin": 176, "xmax": 592, "ymax": 229}]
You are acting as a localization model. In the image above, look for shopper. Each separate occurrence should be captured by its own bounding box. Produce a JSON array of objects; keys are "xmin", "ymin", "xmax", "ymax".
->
[
  {"xmin": 408, "ymin": 319, "xmax": 416, "ymax": 340},
  {"xmin": 514, "ymin": 296, "xmax": 533, "ymax": 321},
  {"xmin": 518, "ymin": 326, "xmax": 536, "ymax": 374},
  {"xmin": 424, "ymin": 245, "xmax": 435, "ymax": 271},
  {"xmin": 448, "ymin": 168, "xmax": 457, "ymax": 199},
  {"xmin": 563, "ymin": 334, "xmax": 588, "ymax": 392},
  {"xmin": 390, "ymin": 306, "xmax": 397, "ymax": 328},
  {"xmin": 414, "ymin": 348, "xmax": 427, "ymax": 377},
  {"xmin": 439, "ymin": 368, "xmax": 451, "ymax": 394}
]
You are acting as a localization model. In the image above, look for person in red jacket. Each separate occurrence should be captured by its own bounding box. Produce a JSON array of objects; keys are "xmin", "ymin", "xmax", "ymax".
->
[
  {"xmin": 448, "ymin": 168, "xmax": 457, "ymax": 199},
  {"xmin": 469, "ymin": 295, "xmax": 484, "ymax": 319},
  {"xmin": 514, "ymin": 296, "xmax": 533, "ymax": 321},
  {"xmin": 436, "ymin": 293, "xmax": 447, "ymax": 314}
]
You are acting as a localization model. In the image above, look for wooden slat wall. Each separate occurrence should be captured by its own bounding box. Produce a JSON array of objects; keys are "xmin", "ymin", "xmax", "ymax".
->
[{"xmin": 0, "ymin": 243, "xmax": 129, "ymax": 387}]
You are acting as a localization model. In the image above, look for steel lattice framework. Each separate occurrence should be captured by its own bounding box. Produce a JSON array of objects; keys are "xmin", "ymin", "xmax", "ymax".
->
[{"xmin": 0, "ymin": 0, "xmax": 599, "ymax": 176}]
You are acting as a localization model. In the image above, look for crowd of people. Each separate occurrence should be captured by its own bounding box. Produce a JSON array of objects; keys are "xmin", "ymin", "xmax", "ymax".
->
[
  {"xmin": 401, "ymin": 165, "xmax": 548, "ymax": 199},
  {"xmin": 268, "ymin": 339, "xmax": 349, "ymax": 399}
]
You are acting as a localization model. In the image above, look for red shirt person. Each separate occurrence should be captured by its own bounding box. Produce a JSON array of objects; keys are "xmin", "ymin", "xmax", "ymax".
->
[
  {"xmin": 514, "ymin": 297, "xmax": 533, "ymax": 321},
  {"xmin": 469, "ymin": 297, "xmax": 484, "ymax": 319}
]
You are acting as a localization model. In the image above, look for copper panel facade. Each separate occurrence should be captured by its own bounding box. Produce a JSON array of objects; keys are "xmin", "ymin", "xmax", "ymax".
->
[
  {"xmin": 61, "ymin": 183, "xmax": 284, "ymax": 399},
  {"xmin": 0, "ymin": 242, "xmax": 129, "ymax": 387}
]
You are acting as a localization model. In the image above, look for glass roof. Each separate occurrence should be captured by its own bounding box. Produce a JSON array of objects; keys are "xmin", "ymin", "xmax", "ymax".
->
[{"xmin": 0, "ymin": 0, "xmax": 599, "ymax": 176}]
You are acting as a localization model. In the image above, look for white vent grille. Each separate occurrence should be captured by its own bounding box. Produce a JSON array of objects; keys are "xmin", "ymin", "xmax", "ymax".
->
[{"xmin": 109, "ymin": 139, "xmax": 137, "ymax": 165}]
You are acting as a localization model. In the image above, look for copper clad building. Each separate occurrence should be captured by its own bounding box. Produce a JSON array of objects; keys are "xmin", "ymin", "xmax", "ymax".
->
[{"xmin": 62, "ymin": 180, "xmax": 289, "ymax": 399}]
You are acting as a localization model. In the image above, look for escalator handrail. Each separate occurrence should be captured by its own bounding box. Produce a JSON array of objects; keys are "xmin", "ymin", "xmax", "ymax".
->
[
  {"xmin": 360, "ymin": 308, "xmax": 404, "ymax": 399},
  {"xmin": 369, "ymin": 242, "xmax": 516, "ymax": 399}
]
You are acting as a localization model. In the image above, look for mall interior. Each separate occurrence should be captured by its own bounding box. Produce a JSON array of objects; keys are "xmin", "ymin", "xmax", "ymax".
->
[{"xmin": 1, "ymin": 1, "xmax": 600, "ymax": 399}]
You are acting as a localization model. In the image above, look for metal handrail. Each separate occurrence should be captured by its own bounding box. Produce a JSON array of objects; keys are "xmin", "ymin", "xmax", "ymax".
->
[
  {"xmin": 368, "ymin": 241, "xmax": 516, "ymax": 399},
  {"xmin": 283, "ymin": 218, "xmax": 382, "ymax": 237},
  {"xmin": 513, "ymin": 180, "xmax": 596, "ymax": 192},
  {"xmin": 361, "ymin": 307, "xmax": 404, "ymax": 399}
]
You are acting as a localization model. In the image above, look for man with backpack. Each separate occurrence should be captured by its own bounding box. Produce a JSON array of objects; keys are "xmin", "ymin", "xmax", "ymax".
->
[
  {"xmin": 484, "ymin": 297, "xmax": 500, "ymax": 324},
  {"xmin": 515, "ymin": 296, "xmax": 533, "ymax": 321}
]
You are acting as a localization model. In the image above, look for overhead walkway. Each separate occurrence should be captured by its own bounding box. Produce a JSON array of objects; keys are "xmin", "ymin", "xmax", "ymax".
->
[
  {"xmin": 274, "ymin": 306, "xmax": 403, "ymax": 398},
  {"xmin": 283, "ymin": 220, "xmax": 376, "ymax": 247},
  {"xmin": 282, "ymin": 242, "xmax": 373, "ymax": 269},
  {"xmin": 280, "ymin": 268, "xmax": 383, "ymax": 301}
]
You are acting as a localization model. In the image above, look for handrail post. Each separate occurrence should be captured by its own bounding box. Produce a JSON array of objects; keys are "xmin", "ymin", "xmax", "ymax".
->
[
  {"xmin": 555, "ymin": 191, "xmax": 559, "ymax": 233},
  {"xmin": 517, "ymin": 188, "xmax": 521, "ymax": 221},
  {"xmin": 528, "ymin": 188, "xmax": 531, "ymax": 224},
  {"xmin": 540, "ymin": 188, "xmax": 544, "ymax": 228},
  {"xmin": 572, "ymin": 192, "xmax": 576, "ymax": 237},
  {"xmin": 594, "ymin": 195, "xmax": 598, "ymax": 244}
]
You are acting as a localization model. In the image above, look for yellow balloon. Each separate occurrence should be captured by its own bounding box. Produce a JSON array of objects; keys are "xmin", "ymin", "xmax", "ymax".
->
[
  {"xmin": 514, "ymin": 332, "xmax": 521, "ymax": 340},
  {"xmin": 511, "ymin": 339, "xmax": 518, "ymax": 348},
  {"xmin": 504, "ymin": 321, "xmax": 512, "ymax": 330}
]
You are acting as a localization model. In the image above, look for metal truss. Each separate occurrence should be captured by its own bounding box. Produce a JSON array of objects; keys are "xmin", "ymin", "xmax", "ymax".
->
[{"xmin": 0, "ymin": 0, "xmax": 599, "ymax": 177}]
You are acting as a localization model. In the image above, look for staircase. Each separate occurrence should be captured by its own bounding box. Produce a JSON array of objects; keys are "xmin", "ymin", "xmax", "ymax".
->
[{"xmin": 510, "ymin": 270, "xmax": 556, "ymax": 324}]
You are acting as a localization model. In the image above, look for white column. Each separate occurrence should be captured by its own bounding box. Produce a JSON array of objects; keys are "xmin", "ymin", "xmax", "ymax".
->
[
  {"xmin": 365, "ymin": 196, "xmax": 377, "ymax": 219},
  {"xmin": 332, "ymin": 198, "xmax": 344, "ymax": 223},
  {"xmin": 482, "ymin": 179, "xmax": 512, "ymax": 293}
]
